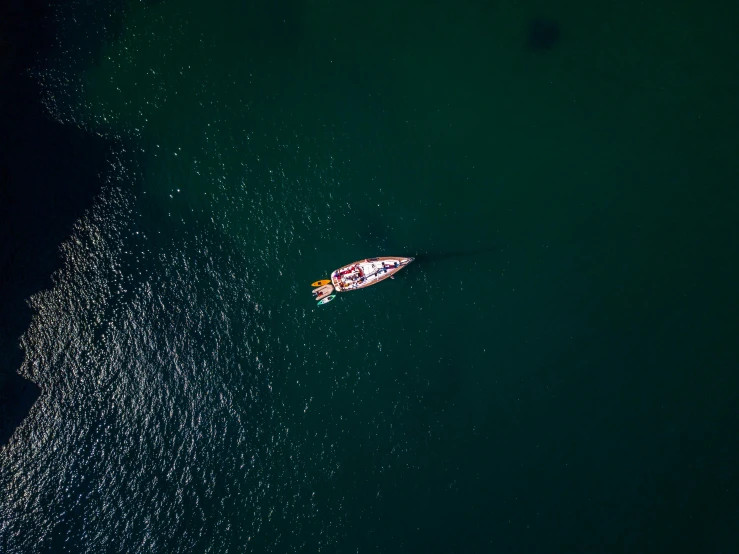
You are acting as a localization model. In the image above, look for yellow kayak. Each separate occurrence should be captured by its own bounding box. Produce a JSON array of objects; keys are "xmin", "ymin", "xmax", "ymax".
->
[{"xmin": 311, "ymin": 279, "xmax": 331, "ymax": 287}]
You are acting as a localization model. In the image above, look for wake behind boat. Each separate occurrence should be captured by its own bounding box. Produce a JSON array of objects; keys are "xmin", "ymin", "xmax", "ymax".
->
[{"xmin": 330, "ymin": 256, "xmax": 414, "ymax": 292}]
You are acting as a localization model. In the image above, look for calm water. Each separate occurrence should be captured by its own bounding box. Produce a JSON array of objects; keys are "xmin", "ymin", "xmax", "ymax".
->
[{"xmin": 2, "ymin": 0, "xmax": 737, "ymax": 552}]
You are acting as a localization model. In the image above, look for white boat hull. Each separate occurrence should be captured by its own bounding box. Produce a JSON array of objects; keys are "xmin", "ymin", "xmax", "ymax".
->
[{"xmin": 331, "ymin": 257, "xmax": 414, "ymax": 292}]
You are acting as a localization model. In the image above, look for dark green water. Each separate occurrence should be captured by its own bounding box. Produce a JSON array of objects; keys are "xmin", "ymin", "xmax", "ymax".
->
[{"xmin": 2, "ymin": 0, "xmax": 738, "ymax": 552}]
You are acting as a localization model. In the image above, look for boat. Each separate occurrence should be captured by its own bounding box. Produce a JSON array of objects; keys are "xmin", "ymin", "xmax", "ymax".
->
[
  {"xmin": 330, "ymin": 257, "xmax": 414, "ymax": 292},
  {"xmin": 317, "ymin": 294, "xmax": 337, "ymax": 306},
  {"xmin": 312, "ymin": 284, "xmax": 334, "ymax": 300}
]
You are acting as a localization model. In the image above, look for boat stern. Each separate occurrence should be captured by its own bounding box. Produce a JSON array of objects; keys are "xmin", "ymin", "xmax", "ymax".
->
[{"xmin": 330, "ymin": 270, "xmax": 343, "ymax": 292}]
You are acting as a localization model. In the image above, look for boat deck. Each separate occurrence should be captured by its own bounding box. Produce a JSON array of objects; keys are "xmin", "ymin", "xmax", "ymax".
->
[{"xmin": 331, "ymin": 257, "xmax": 413, "ymax": 292}]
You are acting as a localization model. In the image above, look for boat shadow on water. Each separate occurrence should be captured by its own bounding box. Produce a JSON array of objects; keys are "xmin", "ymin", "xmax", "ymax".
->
[{"xmin": 410, "ymin": 245, "xmax": 497, "ymax": 266}]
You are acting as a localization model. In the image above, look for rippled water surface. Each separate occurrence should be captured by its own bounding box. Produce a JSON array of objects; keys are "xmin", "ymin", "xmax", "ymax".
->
[{"xmin": 2, "ymin": 0, "xmax": 738, "ymax": 552}]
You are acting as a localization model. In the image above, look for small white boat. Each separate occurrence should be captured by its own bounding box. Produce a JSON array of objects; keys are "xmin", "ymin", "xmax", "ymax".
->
[
  {"xmin": 330, "ymin": 257, "xmax": 414, "ymax": 292},
  {"xmin": 317, "ymin": 294, "xmax": 337, "ymax": 306},
  {"xmin": 312, "ymin": 284, "xmax": 334, "ymax": 300}
]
